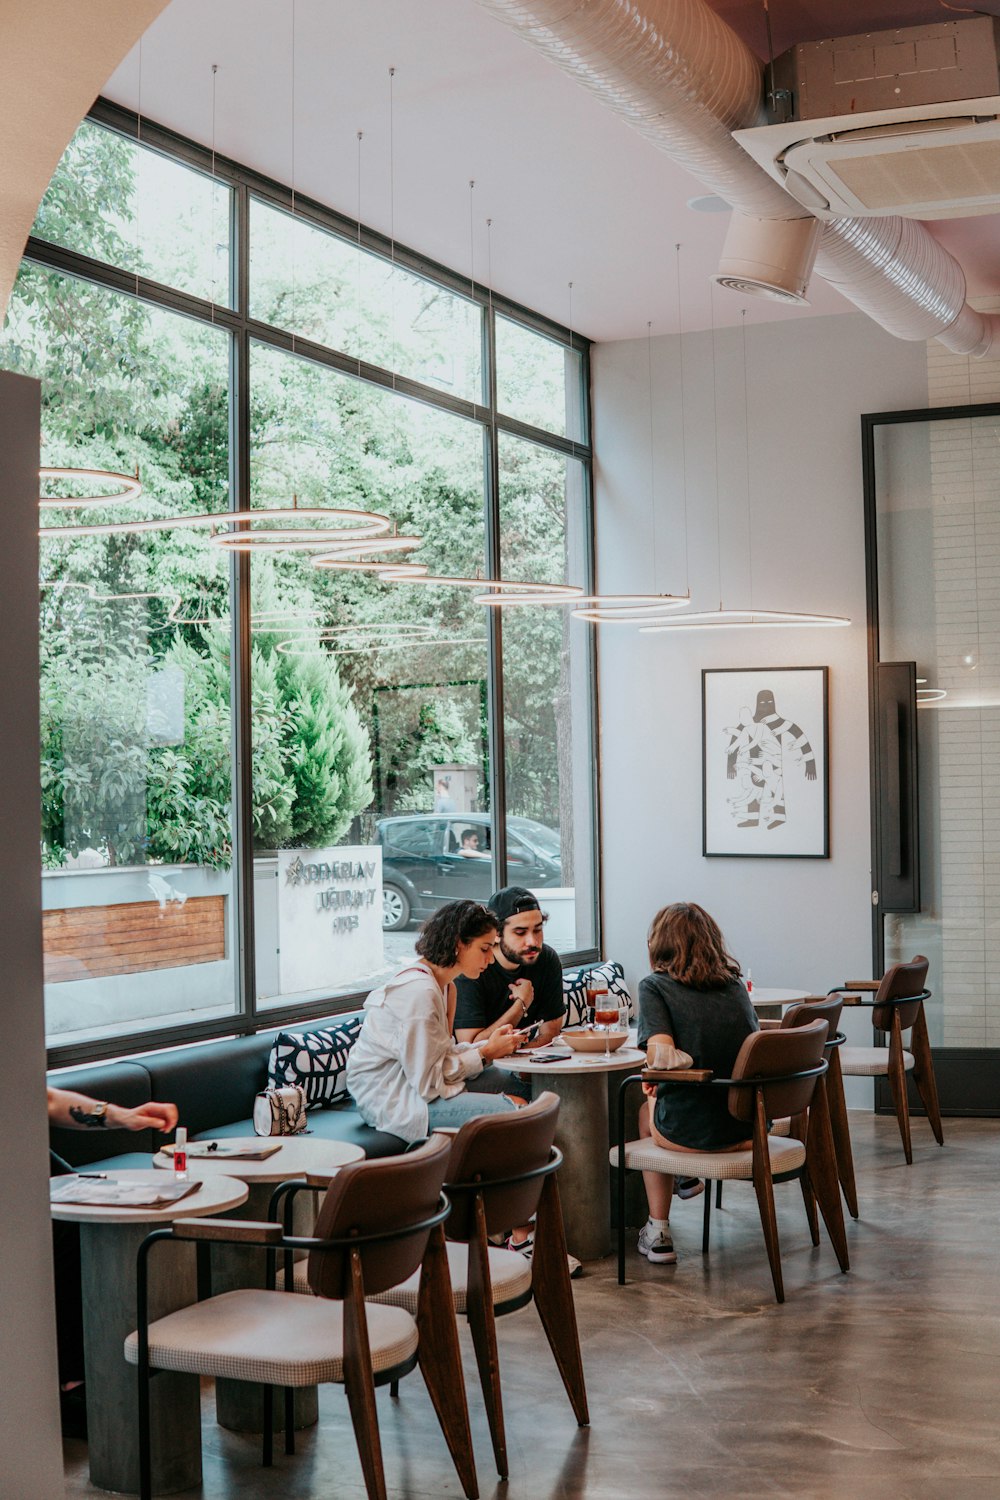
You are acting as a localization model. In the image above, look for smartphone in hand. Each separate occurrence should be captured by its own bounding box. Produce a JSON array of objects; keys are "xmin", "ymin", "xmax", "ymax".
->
[{"xmin": 514, "ymin": 1021, "xmax": 541, "ymax": 1044}]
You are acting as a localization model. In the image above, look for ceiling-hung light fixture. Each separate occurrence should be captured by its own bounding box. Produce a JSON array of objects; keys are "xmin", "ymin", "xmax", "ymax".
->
[
  {"xmin": 572, "ymin": 297, "xmax": 689, "ymax": 624},
  {"xmin": 640, "ymin": 286, "xmax": 849, "ymax": 634},
  {"xmin": 39, "ymin": 468, "xmax": 143, "ymax": 510}
]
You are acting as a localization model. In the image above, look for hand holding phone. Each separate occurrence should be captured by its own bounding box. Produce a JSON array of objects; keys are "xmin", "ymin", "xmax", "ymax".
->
[{"xmin": 514, "ymin": 1021, "xmax": 541, "ymax": 1044}]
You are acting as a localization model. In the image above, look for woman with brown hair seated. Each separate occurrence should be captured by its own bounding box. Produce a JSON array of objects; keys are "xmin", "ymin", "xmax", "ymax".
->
[{"xmin": 635, "ymin": 902, "xmax": 758, "ymax": 1266}]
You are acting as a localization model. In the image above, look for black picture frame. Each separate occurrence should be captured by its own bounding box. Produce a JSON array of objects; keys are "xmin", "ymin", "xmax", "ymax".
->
[{"xmin": 702, "ymin": 666, "xmax": 830, "ymax": 859}]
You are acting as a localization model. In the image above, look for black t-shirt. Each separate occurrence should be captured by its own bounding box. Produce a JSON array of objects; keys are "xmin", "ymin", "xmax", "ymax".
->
[
  {"xmin": 637, "ymin": 972, "xmax": 759, "ymax": 1150},
  {"xmin": 454, "ymin": 944, "xmax": 564, "ymax": 1033}
]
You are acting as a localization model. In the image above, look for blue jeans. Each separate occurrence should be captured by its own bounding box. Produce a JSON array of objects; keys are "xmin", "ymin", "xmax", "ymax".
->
[{"xmin": 426, "ymin": 1066, "xmax": 519, "ymax": 1128}]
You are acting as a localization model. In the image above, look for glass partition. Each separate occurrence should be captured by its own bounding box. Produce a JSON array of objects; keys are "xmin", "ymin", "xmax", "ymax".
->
[
  {"xmin": 4, "ymin": 109, "xmax": 597, "ymax": 1058},
  {"xmin": 873, "ymin": 410, "xmax": 1000, "ymax": 1051},
  {"xmin": 498, "ymin": 433, "xmax": 596, "ymax": 953},
  {"xmin": 250, "ymin": 196, "xmax": 482, "ymax": 402},
  {"xmin": 0, "ymin": 265, "xmax": 236, "ymax": 1046},
  {"xmin": 249, "ymin": 343, "xmax": 494, "ymax": 1006},
  {"xmin": 33, "ymin": 119, "xmax": 231, "ymax": 305}
]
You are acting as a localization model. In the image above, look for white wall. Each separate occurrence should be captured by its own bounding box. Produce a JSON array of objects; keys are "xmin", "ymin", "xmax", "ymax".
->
[{"xmin": 592, "ymin": 310, "xmax": 928, "ymax": 1095}]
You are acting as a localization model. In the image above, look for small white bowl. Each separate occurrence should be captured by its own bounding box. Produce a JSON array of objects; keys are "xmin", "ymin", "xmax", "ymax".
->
[{"xmin": 562, "ymin": 1028, "xmax": 627, "ymax": 1053}]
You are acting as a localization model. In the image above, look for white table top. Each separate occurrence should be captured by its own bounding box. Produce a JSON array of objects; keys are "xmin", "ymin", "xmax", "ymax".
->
[
  {"xmin": 495, "ymin": 1044, "xmax": 646, "ymax": 1077},
  {"xmin": 152, "ymin": 1136, "xmax": 365, "ymax": 1180},
  {"xmin": 748, "ymin": 988, "xmax": 810, "ymax": 1008},
  {"xmin": 51, "ymin": 1169, "xmax": 249, "ymax": 1225}
]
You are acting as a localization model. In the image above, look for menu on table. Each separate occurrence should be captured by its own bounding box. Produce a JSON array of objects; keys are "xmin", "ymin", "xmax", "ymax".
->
[{"xmin": 50, "ymin": 1176, "xmax": 201, "ymax": 1208}]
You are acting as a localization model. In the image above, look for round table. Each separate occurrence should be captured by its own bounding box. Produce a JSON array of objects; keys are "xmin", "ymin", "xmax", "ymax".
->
[
  {"xmin": 495, "ymin": 1044, "xmax": 646, "ymax": 1261},
  {"xmin": 748, "ymin": 987, "xmax": 810, "ymax": 1020},
  {"xmin": 153, "ymin": 1136, "xmax": 365, "ymax": 1435},
  {"xmin": 52, "ymin": 1170, "xmax": 248, "ymax": 1496}
]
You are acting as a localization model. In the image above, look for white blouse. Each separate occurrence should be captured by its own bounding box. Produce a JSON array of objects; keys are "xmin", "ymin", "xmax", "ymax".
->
[{"xmin": 345, "ymin": 961, "xmax": 484, "ymax": 1143}]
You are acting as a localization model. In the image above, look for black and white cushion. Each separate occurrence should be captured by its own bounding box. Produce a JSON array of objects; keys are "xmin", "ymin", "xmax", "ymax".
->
[
  {"xmin": 561, "ymin": 961, "xmax": 633, "ymax": 1028},
  {"xmin": 268, "ymin": 1016, "xmax": 364, "ymax": 1110}
]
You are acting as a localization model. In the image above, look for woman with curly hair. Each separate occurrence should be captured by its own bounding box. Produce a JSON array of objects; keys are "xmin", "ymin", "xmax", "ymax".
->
[
  {"xmin": 346, "ymin": 898, "xmax": 522, "ymax": 1145},
  {"xmin": 635, "ymin": 902, "xmax": 758, "ymax": 1266}
]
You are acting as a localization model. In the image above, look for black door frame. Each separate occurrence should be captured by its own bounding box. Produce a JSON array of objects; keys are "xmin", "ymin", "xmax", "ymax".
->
[{"xmin": 862, "ymin": 400, "xmax": 1000, "ymax": 1117}]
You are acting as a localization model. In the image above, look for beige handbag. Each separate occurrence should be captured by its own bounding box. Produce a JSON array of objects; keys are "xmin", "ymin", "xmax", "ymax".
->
[{"xmin": 252, "ymin": 1084, "xmax": 308, "ymax": 1136}]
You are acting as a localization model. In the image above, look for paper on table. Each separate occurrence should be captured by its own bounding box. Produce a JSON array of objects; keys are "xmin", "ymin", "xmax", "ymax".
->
[
  {"xmin": 50, "ymin": 1176, "xmax": 201, "ymax": 1208},
  {"xmin": 160, "ymin": 1140, "xmax": 283, "ymax": 1161}
]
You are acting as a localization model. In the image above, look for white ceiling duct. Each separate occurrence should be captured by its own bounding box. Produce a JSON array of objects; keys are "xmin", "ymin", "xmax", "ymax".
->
[{"xmin": 474, "ymin": 0, "xmax": 998, "ymax": 357}]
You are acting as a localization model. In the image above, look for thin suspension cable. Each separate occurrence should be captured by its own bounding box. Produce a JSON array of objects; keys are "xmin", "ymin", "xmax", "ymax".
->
[
  {"xmin": 647, "ymin": 319, "xmax": 657, "ymax": 591},
  {"xmin": 356, "ymin": 129, "xmax": 363, "ymax": 377},
  {"xmin": 710, "ymin": 279, "xmax": 723, "ymax": 609},
  {"xmin": 741, "ymin": 307, "xmax": 753, "ymax": 611},
  {"xmin": 356, "ymin": 130, "xmax": 364, "ymax": 477},
  {"xmin": 388, "ymin": 66, "xmax": 397, "ymax": 389},
  {"xmin": 675, "ymin": 244, "xmax": 691, "ymax": 596}
]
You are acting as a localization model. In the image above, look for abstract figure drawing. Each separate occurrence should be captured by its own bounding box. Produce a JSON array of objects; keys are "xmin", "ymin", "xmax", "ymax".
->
[{"xmin": 723, "ymin": 689, "xmax": 817, "ymax": 832}]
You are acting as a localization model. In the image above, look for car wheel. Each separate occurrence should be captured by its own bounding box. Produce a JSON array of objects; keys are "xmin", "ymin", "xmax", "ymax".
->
[{"xmin": 382, "ymin": 884, "xmax": 411, "ymax": 931}]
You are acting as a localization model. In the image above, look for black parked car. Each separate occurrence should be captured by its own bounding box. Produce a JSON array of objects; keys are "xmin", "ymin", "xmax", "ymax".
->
[{"xmin": 375, "ymin": 813, "xmax": 562, "ymax": 930}]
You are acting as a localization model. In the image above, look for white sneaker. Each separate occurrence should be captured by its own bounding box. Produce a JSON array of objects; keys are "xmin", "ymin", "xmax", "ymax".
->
[
  {"xmin": 505, "ymin": 1232, "xmax": 582, "ymax": 1278},
  {"xmin": 637, "ymin": 1222, "xmax": 677, "ymax": 1264}
]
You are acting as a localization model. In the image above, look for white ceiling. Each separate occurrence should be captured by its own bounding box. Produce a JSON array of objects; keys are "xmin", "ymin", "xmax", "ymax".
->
[{"xmin": 103, "ymin": 0, "xmax": 1000, "ymax": 343}]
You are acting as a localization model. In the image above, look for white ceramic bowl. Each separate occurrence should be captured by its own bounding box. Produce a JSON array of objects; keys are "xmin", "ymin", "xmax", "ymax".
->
[{"xmin": 562, "ymin": 1028, "xmax": 628, "ymax": 1053}]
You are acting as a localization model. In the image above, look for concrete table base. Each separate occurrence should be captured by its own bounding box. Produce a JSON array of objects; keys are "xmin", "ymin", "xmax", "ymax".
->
[
  {"xmin": 546, "ymin": 1071, "xmax": 616, "ymax": 1262},
  {"xmin": 80, "ymin": 1221, "xmax": 201, "ymax": 1495},
  {"xmin": 498, "ymin": 1047, "xmax": 645, "ymax": 1263}
]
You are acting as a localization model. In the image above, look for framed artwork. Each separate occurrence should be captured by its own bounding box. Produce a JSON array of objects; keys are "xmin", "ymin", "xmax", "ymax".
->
[{"xmin": 702, "ymin": 666, "xmax": 829, "ymax": 859}]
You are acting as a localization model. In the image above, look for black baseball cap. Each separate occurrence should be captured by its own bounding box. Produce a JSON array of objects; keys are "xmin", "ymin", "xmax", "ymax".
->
[{"xmin": 488, "ymin": 886, "xmax": 542, "ymax": 924}]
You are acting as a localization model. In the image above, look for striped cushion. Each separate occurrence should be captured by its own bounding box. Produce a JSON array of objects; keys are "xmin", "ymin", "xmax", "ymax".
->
[
  {"xmin": 840, "ymin": 1046, "xmax": 914, "ymax": 1077},
  {"xmin": 562, "ymin": 961, "xmax": 633, "ymax": 1028},
  {"xmin": 610, "ymin": 1134, "xmax": 805, "ymax": 1180},
  {"xmin": 124, "ymin": 1289, "xmax": 417, "ymax": 1384}
]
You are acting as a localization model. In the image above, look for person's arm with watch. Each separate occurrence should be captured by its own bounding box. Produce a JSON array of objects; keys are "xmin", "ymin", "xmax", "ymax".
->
[{"xmin": 47, "ymin": 1087, "xmax": 179, "ymax": 1134}]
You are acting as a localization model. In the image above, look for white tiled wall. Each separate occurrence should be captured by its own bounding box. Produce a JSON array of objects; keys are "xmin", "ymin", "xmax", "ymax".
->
[{"xmin": 895, "ymin": 301, "xmax": 1000, "ymax": 1046}]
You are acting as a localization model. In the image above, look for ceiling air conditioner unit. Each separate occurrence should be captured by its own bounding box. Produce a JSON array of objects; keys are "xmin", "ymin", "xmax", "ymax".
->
[{"xmin": 733, "ymin": 17, "xmax": 1000, "ymax": 221}]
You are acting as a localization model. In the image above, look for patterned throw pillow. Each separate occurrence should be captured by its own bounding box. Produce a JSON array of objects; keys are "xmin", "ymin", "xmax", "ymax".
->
[
  {"xmin": 268, "ymin": 1016, "xmax": 364, "ymax": 1110},
  {"xmin": 561, "ymin": 961, "xmax": 633, "ymax": 1028}
]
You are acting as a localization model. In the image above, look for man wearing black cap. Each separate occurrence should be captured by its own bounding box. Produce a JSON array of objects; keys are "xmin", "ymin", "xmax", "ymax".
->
[{"xmin": 454, "ymin": 885, "xmax": 565, "ymax": 1048}]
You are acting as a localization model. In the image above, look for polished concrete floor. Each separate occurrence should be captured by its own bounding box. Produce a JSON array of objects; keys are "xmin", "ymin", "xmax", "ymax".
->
[{"xmin": 64, "ymin": 1114, "xmax": 1000, "ymax": 1499}]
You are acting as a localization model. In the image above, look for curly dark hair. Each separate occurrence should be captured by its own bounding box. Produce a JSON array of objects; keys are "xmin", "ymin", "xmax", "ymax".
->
[
  {"xmin": 415, "ymin": 899, "xmax": 499, "ymax": 967},
  {"xmin": 647, "ymin": 902, "xmax": 741, "ymax": 990}
]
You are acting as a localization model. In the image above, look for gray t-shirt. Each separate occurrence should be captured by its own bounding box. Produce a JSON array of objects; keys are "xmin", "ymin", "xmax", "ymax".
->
[{"xmin": 637, "ymin": 972, "xmax": 758, "ymax": 1150}]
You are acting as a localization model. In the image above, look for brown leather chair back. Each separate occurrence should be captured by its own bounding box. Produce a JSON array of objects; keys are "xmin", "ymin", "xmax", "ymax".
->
[
  {"xmin": 443, "ymin": 1092, "xmax": 560, "ymax": 1241},
  {"xmin": 781, "ymin": 996, "xmax": 843, "ymax": 1053},
  {"xmin": 727, "ymin": 1019, "xmax": 828, "ymax": 1123},
  {"xmin": 872, "ymin": 955, "xmax": 929, "ymax": 1033},
  {"xmin": 307, "ymin": 1133, "xmax": 451, "ymax": 1299}
]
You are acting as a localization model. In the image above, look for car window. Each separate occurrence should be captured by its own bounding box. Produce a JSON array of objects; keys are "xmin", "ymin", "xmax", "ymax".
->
[
  {"xmin": 450, "ymin": 820, "xmax": 491, "ymax": 853},
  {"xmin": 509, "ymin": 817, "xmax": 560, "ymax": 858},
  {"xmin": 384, "ymin": 820, "xmax": 447, "ymax": 857}
]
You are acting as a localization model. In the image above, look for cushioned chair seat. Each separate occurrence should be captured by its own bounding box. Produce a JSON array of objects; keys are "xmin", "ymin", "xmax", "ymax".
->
[
  {"xmin": 839, "ymin": 1046, "xmax": 914, "ymax": 1077},
  {"xmin": 125, "ymin": 1288, "xmax": 417, "ymax": 1384},
  {"xmin": 196, "ymin": 1111, "xmax": 407, "ymax": 1158},
  {"xmin": 279, "ymin": 1240, "xmax": 532, "ymax": 1314},
  {"xmin": 372, "ymin": 1242, "xmax": 532, "ymax": 1315},
  {"xmin": 610, "ymin": 1133, "xmax": 806, "ymax": 1180}
]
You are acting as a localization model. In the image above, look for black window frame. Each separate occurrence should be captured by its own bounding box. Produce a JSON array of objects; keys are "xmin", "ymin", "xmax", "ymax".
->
[{"xmin": 28, "ymin": 99, "xmax": 601, "ymax": 1067}]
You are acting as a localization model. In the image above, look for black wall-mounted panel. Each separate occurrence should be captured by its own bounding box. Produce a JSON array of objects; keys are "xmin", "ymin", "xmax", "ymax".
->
[{"xmin": 876, "ymin": 661, "xmax": 919, "ymax": 912}]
